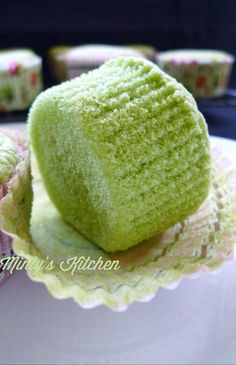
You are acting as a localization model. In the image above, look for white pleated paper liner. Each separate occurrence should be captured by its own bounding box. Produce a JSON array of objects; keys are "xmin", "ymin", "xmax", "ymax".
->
[{"xmin": 1, "ymin": 140, "xmax": 236, "ymax": 310}]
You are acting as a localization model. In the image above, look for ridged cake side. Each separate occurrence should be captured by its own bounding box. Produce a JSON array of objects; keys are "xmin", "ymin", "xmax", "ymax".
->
[{"xmin": 29, "ymin": 57, "xmax": 211, "ymax": 252}]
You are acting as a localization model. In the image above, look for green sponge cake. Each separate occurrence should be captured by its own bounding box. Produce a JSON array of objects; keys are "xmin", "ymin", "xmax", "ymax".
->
[{"xmin": 29, "ymin": 57, "xmax": 211, "ymax": 252}]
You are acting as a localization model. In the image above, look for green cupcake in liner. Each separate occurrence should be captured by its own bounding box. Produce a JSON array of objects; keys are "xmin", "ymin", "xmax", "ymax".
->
[
  {"xmin": 157, "ymin": 50, "xmax": 234, "ymax": 99},
  {"xmin": 0, "ymin": 58, "xmax": 235, "ymax": 310},
  {"xmin": 29, "ymin": 57, "xmax": 211, "ymax": 252},
  {"xmin": 48, "ymin": 45, "xmax": 72, "ymax": 82},
  {"xmin": 49, "ymin": 44, "xmax": 143, "ymax": 81}
]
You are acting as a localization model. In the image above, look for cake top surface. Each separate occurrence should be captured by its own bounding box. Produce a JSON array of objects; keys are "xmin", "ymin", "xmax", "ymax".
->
[
  {"xmin": 63, "ymin": 45, "xmax": 142, "ymax": 63},
  {"xmin": 0, "ymin": 49, "xmax": 41, "ymax": 70},
  {"xmin": 158, "ymin": 49, "xmax": 234, "ymax": 64}
]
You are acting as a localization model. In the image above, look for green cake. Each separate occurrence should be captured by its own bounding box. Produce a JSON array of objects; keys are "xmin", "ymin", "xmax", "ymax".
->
[{"xmin": 29, "ymin": 57, "xmax": 211, "ymax": 252}]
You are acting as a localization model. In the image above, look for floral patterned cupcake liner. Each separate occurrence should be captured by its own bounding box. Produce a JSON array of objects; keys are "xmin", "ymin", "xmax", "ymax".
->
[
  {"xmin": 157, "ymin": 50, "xmax": 234, "ymax": 99},
  {"xmin": 0, "ymin": 49, "xmax": 43, "ymax": 112}
]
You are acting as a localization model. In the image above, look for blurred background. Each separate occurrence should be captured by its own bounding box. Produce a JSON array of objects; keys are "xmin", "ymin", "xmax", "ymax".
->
[{"xmin": 0, "ymin": 0, "xmax": 236, "ymax": 138}]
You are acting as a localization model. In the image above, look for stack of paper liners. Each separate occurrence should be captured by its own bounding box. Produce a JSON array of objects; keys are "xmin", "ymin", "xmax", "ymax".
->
[{"xmin": 29, "ymin": 57, "xmax": 211, "ymax": 252}]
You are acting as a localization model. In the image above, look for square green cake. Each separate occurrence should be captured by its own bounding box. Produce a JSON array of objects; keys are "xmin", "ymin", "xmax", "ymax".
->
[{"xmin": 29, "ymin": 57, "xmax": 211, "ymax": 252}]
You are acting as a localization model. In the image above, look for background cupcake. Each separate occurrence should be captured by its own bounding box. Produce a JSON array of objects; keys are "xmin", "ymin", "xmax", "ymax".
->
[
  {"xmin": 0, "ymin": 49, "xmax": 43, "ymax": 112},
  {"xmin": 48, "ymin": 45, "xmax": 71, "ymax": 83},
  {"xmin": 126, "ymin": 44, "xmax": 156, "ymax": 61},
  {"xmin": 157, "ymin": 49, "xmax": 234, "ymax": 98},
  {"xmin": 48, "ymin": 44, "xmax": 143, "ymax": 81}
]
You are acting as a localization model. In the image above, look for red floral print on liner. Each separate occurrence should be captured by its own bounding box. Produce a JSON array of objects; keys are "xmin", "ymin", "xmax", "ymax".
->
[
  {"xmin": 30, "ymin": 72, "xmax": 38, "ymax": 87},
  {"xmin": 170, "ymin": 59, "xmax": 177, "ymax": 66},
  {"xmin": 9, "ymin": 62, "xmax": 20, "ymax": 76},
  {"xmin": 196, "ymin": 75, "xmax": 207, "ymax": 89}
]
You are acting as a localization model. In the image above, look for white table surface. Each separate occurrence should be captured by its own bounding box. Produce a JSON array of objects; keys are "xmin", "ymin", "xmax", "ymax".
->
[{"xmin": 0, "ymin": 123, "xmax": 236, "ymax": 365}]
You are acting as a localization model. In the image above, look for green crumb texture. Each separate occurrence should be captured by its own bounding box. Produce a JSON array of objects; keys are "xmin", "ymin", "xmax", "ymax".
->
[
  {"xmin": 0, "ymin": 132, "xmax": 19, "ymax": 184},
  {"xmin": 29, "ymin": 57, "xmax": 211, "ymax": 252}
]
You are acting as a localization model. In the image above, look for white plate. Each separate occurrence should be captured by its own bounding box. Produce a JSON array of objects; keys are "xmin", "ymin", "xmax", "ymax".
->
[{"xmin": 0, "ymin": 123, "xmax": 236, "ymax": 365}]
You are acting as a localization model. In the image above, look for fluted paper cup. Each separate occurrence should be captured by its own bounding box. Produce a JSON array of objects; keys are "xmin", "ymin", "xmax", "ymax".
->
[{"xmin": 1, "ymin": 138, "xmax": 235, "ymax": 309}]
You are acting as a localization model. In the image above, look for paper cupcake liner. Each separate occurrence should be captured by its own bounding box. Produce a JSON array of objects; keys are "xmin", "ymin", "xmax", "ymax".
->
[
  {"xmin": 0, "ymin": 139, "xmax": 231, "ymax": 310},
  {"xmin": 0, "ymin": 50, "xmax": 43, "ymax": 112},
  {"xmin": 157, "ymin": 51, "xmax": 234, "ymax": 99}
]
